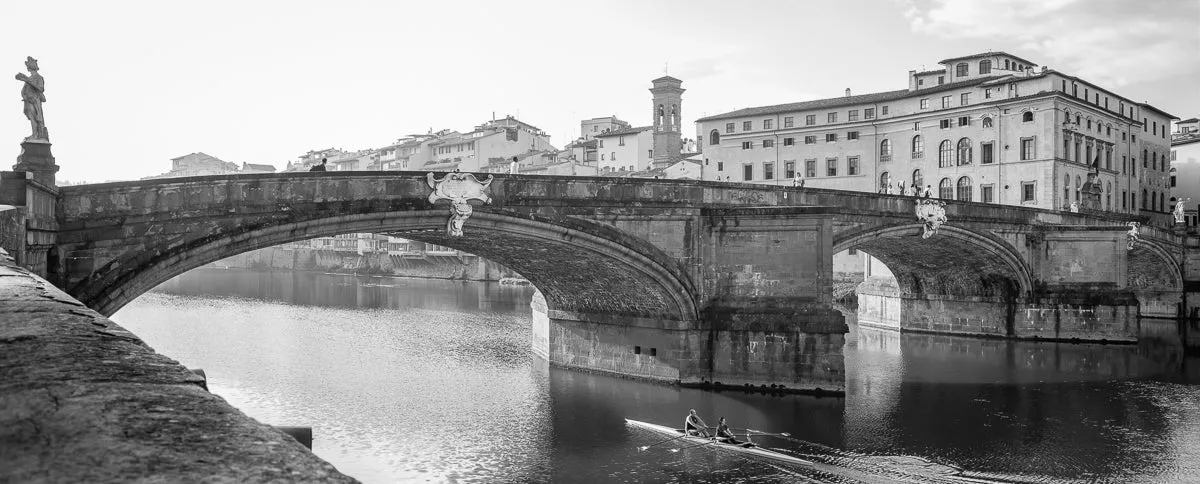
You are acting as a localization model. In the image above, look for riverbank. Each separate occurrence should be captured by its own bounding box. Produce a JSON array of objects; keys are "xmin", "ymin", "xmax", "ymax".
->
[{"xmin": 214, "ymin": 246, "xmax": 526, "ymax": 282}]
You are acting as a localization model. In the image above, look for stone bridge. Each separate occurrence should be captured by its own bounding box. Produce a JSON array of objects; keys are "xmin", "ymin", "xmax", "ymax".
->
[{"xmin": 2, "ymin": 170, "xmax": 1188, "ymax": 393}]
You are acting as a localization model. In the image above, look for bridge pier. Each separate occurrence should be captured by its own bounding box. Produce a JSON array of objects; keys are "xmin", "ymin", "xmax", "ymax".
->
[{"xmin": 532, "ymin": 207, "xmax": 849, "ymax": 394}]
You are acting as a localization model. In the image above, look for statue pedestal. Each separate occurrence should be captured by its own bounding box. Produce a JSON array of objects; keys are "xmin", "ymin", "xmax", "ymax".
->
[{"xmin": 13, "ymin": 140, "xmax": 57, "ymax": 187}]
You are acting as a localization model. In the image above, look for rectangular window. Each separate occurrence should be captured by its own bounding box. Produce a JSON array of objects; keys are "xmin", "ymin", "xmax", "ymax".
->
[
  {"xmin": 805, "ymin": 115, "xmax": 816, "ymax": 126},
  {"xmin": 942, "ymin": 96, "xmax": 951, "ymax": 108},
  {"xmin": 804, "ymin": 135, "xmax": 816, "ymax": 144},
  {"xmin": 762, "ymin": 139, "xmax": 775, "ymax": 148},
  {"xmin": 743, "ymin": 121, "xmax": 752, "ymax": 131},
  {"xmin": 1020, "ymin": 137, "xmax": 1035, "ymax": 160},
  {"xmin": 827, "ymin": 112, "xmax": 838, "ymax": 123},
  {"xmin": 956, "ymin": 63, "xmax": 968, "ymax": 77},
  {"xmin": 938, "ymin": 76, "xmax": 945, "ymax": 85},
  {"xmin": 785, "ymin": 161, "xmax": 796, "ymax": 179},
  {"xmin": 763, "ymin": 119, "xmax": 773, "ymax": 130},
  {"xmin": 1022, "ymin": 182, "xmax": 1036, "ymax": 202},
  {"xmin": 783, "ymin": 137, "xmax": 794, "ymax": 146},
  {"xmin": 913, "ymin": 122, "xmax": 920, "ymax": 131},
  {"xmin": 784, "ymin": 116, "xmax": 794, "ymax": 128},
  {"xmin": 619, "ymin": 136, "xmax": 625, "ymax": 146},
  {"xmin": 981, "ymin": 142, "xmax": 994, "ymax": 164},
  {"xmin": 847, "ymin": 131, "xmax": 859, "ymax": 140},
  {"xmin": 848, "ymin": 156, "xmax": 859, "ymax": 175},
  {"xmin": 882, "ymin": 106, "xmax": 889, "ymax": 115},
  {"xmin": 985, "ymin": 89, "xmax": 992, "ymax": 99},
  {"xmin": 805, "ymin": 159, "xmax": 816, "ymax": 177},
  {"xmin": 981, "ymin": 184, "xmax": 994, "ymax": 203},
  {"xmin": 864, "ymin": 108, "xmax": 875, "ymax": 119},
  {"xmin": 961, "ymin": 93, "xmax": 970, "ymax": 105},
  {"xmin": 848, "ymin": 110, "xmax": 859, "ymax": 122},
  {"xmin": 826, "ymin": 158, "xmax": 837, "ymax": 176},
  {"xmin": 958, "ymin": 116, "xmax": 970, "ymax": 127},
  {"xmin": 763, "ymin": 162, "xmax": 774, "ymax": 180},
  {"xmin": 717, "ymin": 161, "xmax": 724, "ymax": 171},
  {"xmin": 725, "ymin": 123, "xmax": 734, "ymax": 134},
  {"xmin": 920, "ymin": 99, "xmax": 930, "ymax": 109},
  {"xmin": 743, "ymin": 164, "xmax": 753, "ymax": 181},
  {"xmin": 826, "ymin": 133, "xmax": 838, "ymax": 142},
  {"xmin": 742, "ymin": 141, "xmax": 752, "ymax": 150},
  {"xmin": 940, "ymin": 119, "xmax": 951, "ymax": 129}
]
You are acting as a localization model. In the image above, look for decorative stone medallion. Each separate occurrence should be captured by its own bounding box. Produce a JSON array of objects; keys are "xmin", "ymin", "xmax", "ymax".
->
[
  {"xmin": 426, "ymin": 171, "xmax": 494, "ymax": 237},
  {"xmin": 915, "ymin": 199, "xmax": 947, "ymax": 239},
  {"xmin": 1126, "ymin": 221, "xmax": 1140, "ymax": 250}
]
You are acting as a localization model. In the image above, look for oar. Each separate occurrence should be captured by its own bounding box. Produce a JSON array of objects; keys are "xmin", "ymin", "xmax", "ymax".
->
[
  {"xmin": 729, "ymin": 428, "xmax": 791, "ymax": 437},
  {"xmin": 638, "ymin": 433, "xmax": 689, "ymax": 451}
]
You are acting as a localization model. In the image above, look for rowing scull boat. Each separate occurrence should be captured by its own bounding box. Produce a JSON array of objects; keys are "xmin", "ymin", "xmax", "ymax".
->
[{"xmin": 625, "ymin": 418, "xmax": 814, "ymax": 467}]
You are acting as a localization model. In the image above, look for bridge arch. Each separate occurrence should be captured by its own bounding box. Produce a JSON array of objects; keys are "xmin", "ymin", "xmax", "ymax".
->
[
  {"xmin": 1127, "ymin": 239, "xmax": 1182, "ymax": 290},
  {"xmin": 77, "ymin": 210, "xmax": 700, "ymax": 322},
  {"xmin": 834, "ymin": 224, "xmax": 1033, "ymax": 299}
]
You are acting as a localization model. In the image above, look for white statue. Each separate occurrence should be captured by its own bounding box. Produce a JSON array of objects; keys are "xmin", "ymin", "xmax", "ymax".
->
[
  {"xmin": 1068, "ymin": 201, "xmax": 1079, "ymax": 213},
  {"xmin": 1126, "ymin": 222, "xmax": 1141, "ymax": 250},
  {"xmin": 1173, "ymin": 198, "xmax": 1189, "ymax": 225}
]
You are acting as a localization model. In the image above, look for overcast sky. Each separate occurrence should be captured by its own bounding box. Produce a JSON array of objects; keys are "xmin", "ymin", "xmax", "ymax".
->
[{"xmin": 1, "ymin": 0, "xmax": 1197, "ymax": 183}]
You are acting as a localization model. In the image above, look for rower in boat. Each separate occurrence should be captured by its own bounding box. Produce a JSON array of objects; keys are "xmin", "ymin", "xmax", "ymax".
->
[
  {"xmin": 714, "ymin": 417, "xmax": 753, "ymax": 447},
  {"xmin": 684, "ymin": 409, "xmax": 710, "ymax": 437}
]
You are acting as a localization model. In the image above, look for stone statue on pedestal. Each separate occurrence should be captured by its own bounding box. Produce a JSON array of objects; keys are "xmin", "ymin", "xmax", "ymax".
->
[
  {"xmin": 15, "ymin": 57, "xmax": 48, "ymax": 142},
  {"xmin": 1174, "ymin": 198, "xmax": 1189, "ymax": 225}
]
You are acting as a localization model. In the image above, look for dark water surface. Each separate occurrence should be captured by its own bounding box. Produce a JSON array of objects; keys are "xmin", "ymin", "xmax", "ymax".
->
[{"xmin": 112, "ymin": 268, "xmax": 1200, "ymax": 483}]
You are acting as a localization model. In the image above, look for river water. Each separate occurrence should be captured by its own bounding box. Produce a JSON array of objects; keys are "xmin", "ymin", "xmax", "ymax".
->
[{"xmin": 111, "ymin": 268, "xmax": 1200, "ymax": 483}]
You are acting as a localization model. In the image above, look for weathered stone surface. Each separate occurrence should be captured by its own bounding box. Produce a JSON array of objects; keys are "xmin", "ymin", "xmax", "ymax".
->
[{"xmin": 0, "ymin": 256, "xmax": 357, "ymax": 483}]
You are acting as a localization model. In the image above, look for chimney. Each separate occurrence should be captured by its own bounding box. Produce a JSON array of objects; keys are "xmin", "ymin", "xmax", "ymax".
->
[
  {"xmin": 908, "ymin": 70, "xmax": 917, "ymax": 91},
  {"xmin": 845, "ymin": 88, "xmax": 852, "ymax": 97}
]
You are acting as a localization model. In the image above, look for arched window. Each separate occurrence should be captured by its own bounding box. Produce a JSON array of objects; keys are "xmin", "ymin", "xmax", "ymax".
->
[
  {"xmin": 939, "ymin": 140, "xmax": 953, "ymax": 167},
  {"xmin": 1152, "ymin": 151, "xmax": 1158, "ymax": 170},
  {"xmin": 956, "ymin": 176, "xmax": 972, "ymax": 201},
  {"xmin": 979, "ymin": 60, "xmax": 992, "ymax": 74},
  {"xmin": 1022, "ymin": 111, "xmax": 1034, "ymax": 122},
  {"xmin": 912, "ymin": 169, "xmax": 923, "ymax": 190},
  {"xmin": 1074, "ymin": 175, "xmax": 1081, "ymax": 203},
  {"xmin": 912, "ymin": 135, "xmax": 924, "ymax": 158},
  {"xmin": 1106, "ymin": 182, "xmax": 1112, "ymax": 210},
  {"xmin": 657, "ymin": 104, "xmax": 665, "ymax": 129},
  {"xmin": 709, "ymin": 130, "xmax": 720, "ymax": 146},
  {"xmin": 880, "ymin": 172, "xmax": 890, "ymax": 191},
  {"xmin": 957, "ymin": 138, "xmax": 972, "ymax": 165},
  {"xmin": 982, "ymin": 117, "xmax": 993, "ymax": 128},
  {"xmin": 670, "ymin": 105, "xmax": 679, "ymax": 130},
  {"xmin": 880, "ymin": 139, "xmax": 892, "ymax": 157},
  {"xmin": 956, "ymin": 63, "xmax": 969, "ymax": 77},
  {"xmin": 1161, "ymin": 193, "xmax": 1166, "ymax": 212},
  {"xmin": 939, "ymin": 178, "xmax": 953, "ymax": 199},
  {"xmin": 1142, "ymin": 189, "xmax": 1148, "ymax": 210}
]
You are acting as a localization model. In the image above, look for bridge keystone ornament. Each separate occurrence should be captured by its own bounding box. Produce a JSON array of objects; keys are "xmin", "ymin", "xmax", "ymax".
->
[
  {"xmin": 426, "ymin": 171, "xmax": 493, "ymax": 237},
  {"xmin": 915, "ymin": 199, "xmax": 947, "ymax": 239},
  {"xmin": 1126, "ymin": 221, "xmax": 1141, "ymax": 250}
]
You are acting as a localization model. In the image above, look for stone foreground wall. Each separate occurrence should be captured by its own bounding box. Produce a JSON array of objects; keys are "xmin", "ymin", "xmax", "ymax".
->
[{"xmin": 0, "ymin": 251, "xmax": 358, "ymax": 483}]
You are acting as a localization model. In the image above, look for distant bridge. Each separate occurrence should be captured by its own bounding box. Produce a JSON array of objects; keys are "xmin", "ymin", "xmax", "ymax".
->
[{"xmin": 2, "ymin": 171, "xmax": 1187, "ymax": 393}]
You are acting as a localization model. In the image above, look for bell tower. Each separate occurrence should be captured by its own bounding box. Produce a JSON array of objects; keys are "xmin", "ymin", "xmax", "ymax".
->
[{"xmin": 649, "ymin": 76, "xmax": 684, "ymax": 170}]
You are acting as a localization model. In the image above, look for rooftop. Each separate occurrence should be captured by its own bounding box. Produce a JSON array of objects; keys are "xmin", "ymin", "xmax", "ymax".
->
[
  {"xmin": 594, "ymin": 126, "xmax": 653, "ymax": 138},
  {"xmin": 695, "ymin": 75, "xmax": 1006, "ymax": 123},
  {"xmin": 939, "ymin": 51, "xmax": 1039, "ymax": 68}
]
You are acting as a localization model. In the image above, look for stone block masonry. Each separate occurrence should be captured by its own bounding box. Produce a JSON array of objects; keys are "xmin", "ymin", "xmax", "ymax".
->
[{"xmin": 0, "ymin": 252, "xmax": 358, "ymax": 483}]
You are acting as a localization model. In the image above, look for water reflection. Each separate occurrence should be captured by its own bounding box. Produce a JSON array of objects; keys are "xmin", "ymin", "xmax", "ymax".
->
[{"xmin": 111, "ymin": 269, "xmax": 1200, "ymax": 483}]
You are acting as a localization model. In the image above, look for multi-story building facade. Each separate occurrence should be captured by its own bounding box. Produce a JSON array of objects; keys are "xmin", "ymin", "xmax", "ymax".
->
[
  {"xmin": 595, "ymin": 126, "xmax": 653, "ymax": 173},
  {"xmin": 1171, "ymin": 125, "xmax": 1200, "ymax": 227},
  {"xmin": 696, "ymin": 52, "xmax": 1177, "ymax": 222},
  {"xmin": 424, "ymin": 116, "xmax": 556, "ymax": 172},
  {"xmin": 581, "ymin": 116, "xmax": 630, "ymax": 141}
]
